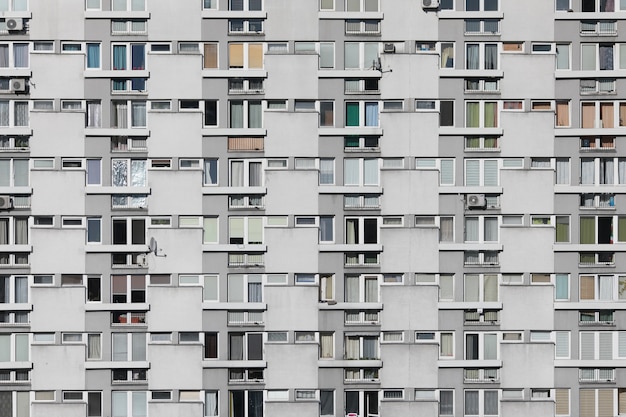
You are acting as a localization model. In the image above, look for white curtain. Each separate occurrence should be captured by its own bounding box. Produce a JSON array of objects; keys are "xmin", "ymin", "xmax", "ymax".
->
[
  {"xmin": 345, "ymin": 276, "xmax": 359, "ymax": 302},
  {"xmin": 599, "ymin": 275, "xmax": 613, "ymax": 300},
  {"xmin": 0, "ymin": 219, "xmax": 7, "ymax": 244},
  {"xmin": 581, "ymin": 159, "xmax": 595, "ymax": 184},
  {"xmin": 440, "ymin": 333, "xmax": 453, "ymax": 356},
  {"xmin": 484, "ymin": 334, "xmax": 497, "ymax": 359},
  {"xmin": 556, "ymin": 159, "xmax": 570, "ymax": 184},
  {"xmin": 132, "ymin": 392, "xmax": 147, "ymax": 417},
  {"xmin": 87, "ymin": 101, "xmax": 102, "ymax": 128},
  {"xmin": 320, "ymin": 334, "xmax": 333, "ymax": 358},
  {"xmin": 230, "ymin": 102, "xmax": 244, "ymax": 128},
  {"xmin": 319, "ymin": 159, "xmax": 334, "ymax": 184},
  {"xmin": 248, "ymin": 101, "xmax": 262, "ymax": 128},
  {"xmin": 465, "ymin": 391, "xmax": 479, "ymax": 415},
  {"xmin": 230, "ymin": 161, "xmax": 243, "ymax": 186},
  {"xmin": 464, "ymin": 275, "xmax": 479, "ymax": 301},
  {"xmin": 484, "ymin": 44, "xmax": 498, "ymax": 69},
  {"xmin": 465, "ymin": 160, "xmax": 479, "ymax": 186},
  {"xmin": 619, "ymin": 159, "xmax": 626, "ymax": 184},
  {"xmin": 114, "ymin": 102, "xmax": 128, "ymax": 128},
  {"xmin": 131, "ymin": 333, "xmax": 145, "ymax": 361},
  {"xmin": 112, "ymin": 392, "xmax": 127, "ymax": 417},
  {"xmin": 344, "ymin": 159, "xmax": 359, "ymax": 185},
  {"xmin": 363, "ymin": 158, "xmax": 379, "ymax": 185},
  {"xmin": 206, "ymin": 392, "xmax": 218, "ymax": 416},
  {"xmin": 484, "ymin": 275, "xmax": 498, "ymax": 301},
  {"xmin": 465, "ymin": 218, "xmax": 479, "ymax": 242},
  {"xmin": 346, "ymin": 219, "xmax": 358, "ymax": 244},
  {"xmin": 112, "ymin": 333, "xmax": 128, "ymax": 361},
  {"xmin": 345, "ymin": 337, "xmax": 359, "ymax": 359},
  {"xmin": 248, "ymin": 162, "xmax": 262, "ymax": 186},
  {"xmin": 131, "ymin": 102, "xmax": 146, "ymax": 127},
  {"xmin": 466, "ymin": 44, "xmax": 479, "ymax": 69},
  {"xmin": 88, "ymin": 334, "xmax": 101, "ymax": 359},
  {"xmin": 484, "ymin": 391, "xmax": 498, "ymax": 415},
  {"xmin": 130, "ymin": 160, "xmax": 146, "ymax": 187},
  {"xmin": 600, "ymin": 158, "xmax": 614, "ymax": 184},
  {"xmin": 484, "ymin": 217, "xmax": 498, "ymax": 242},
  {"xmin": 14, "ymin": 102, "xmax": 28, "ymax": 126},
  {"xmin": 484, "ymin": 160, "xmax": 498, "ymax": 186},
  {"xmin": 364, "ymin": 277, "xmax": 378, "ymax": 302},
  {"xmin": 13, "ymin": 44, "xmax": 28, "ymax": 68}
]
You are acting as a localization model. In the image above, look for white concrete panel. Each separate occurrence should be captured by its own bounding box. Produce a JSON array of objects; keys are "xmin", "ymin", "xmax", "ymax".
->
[
  {"xmin": 500, "ymin": 112, "xmax": 555, "ymax": 157},
  {"xmin": 381, "ymin": 170, "xmax": 439, "ymax": 215},
  {"xmin": 148, "ymin": 54, "xmax": 203, "ymax": 99},
  {"xmin": 265, "ymin": 170, "xmax": 318, "ymax": 215},
  {"xmin": 500, "ymin": 343, "xmax": 554, "ymax": 388},
  {"xmin": 31, "ymin": 55, "xmax": 84, "ymax": 99},
  {"xmin": 381, "ymin": 401, "xmax": 438, "ymax": 417},
  {"xmin": 32, "ymin": 403, "xmax": 86, "ymax": 417},
  {"xmin": 264, "ymin": 111, "xmax": 318, "ymax": 157},
  {"xmin": 500, "ymin": 401, "xmax": 554, "ymax": 417},
  {"xmin": 380, "ymin": 54, "xmax": 439, "ymax": 100},
  {"xmin": 265, "ymin": 402, "xmax": 319, "ymax": 417},
  {"xmin": 380, "ymin": 228, "xmax": 439, "ymax": 273},
  {"xmin": 501, "ymin": 0, "xmax": 554, "ymax": 41},
  {"xmin": 500, "ymin": 286, "xmax": 554, "ymax": 330},
  {"xmin": 265, "ymin": 54, "xmax": 318, "ymax": 99},
  {"xmin": 31, "ymin": 171, "xmax": 85, "ymax": 214},
  {"xmin": 265, "ymin": 228, "xmax": 318, "ymax": 272},
  {"xmin": 148, "ymin": 344, "xmax": 203, "ymax": 389},
  {"xmin": 30, "ymin": 0, "xmax": 84, "ymax": 40},
  {"xmin": 500, "ymin": 170, "xmax": 554, "ymax": 214},
  {"xmin": 31, "ymin": 345, "xmax": 85, "ymax": 390},
  {"xmin": 31, "ymin": 287, "xmax": 85, "ymax": 331},
  {"xmin": 148, "ymin": 1, "xmax": 202, "ymax": 41},
  {"xmin": 143, "ymin": 229, "xmax": 203, "ymax": 274},
  {"xmin": 381, "ymin": 0, "xmax": 438, "ymax": 40},
  {"xmin": 30, "ymin": 229, "xmax": 85, "ymax": 273},
  {"xmin": 380, "ymin": 344, "xmax": 438, "ymax": 387},
  {"xmin": 380, "ymin": 285, "xmax": 438, "ymax": 331},
  {"xmin": 265, "ymin": 0, "xmax": 318, "ymax": 40},
  {"xmin": 380, "ymin": 112, "xmax": 439, "ymax": 157},
  {"xmin": 500, "ymin": 55, "xmax": 555, "ymax": 99},
  {"xmin": 30, "ymin": 112, "xmax": 85, "ymax": 157},
  {"xmin": 265, "ymin": 286, "xmax": 318, "ymax": 331},
  {"xmin": 148, "ymin": 170, "xmax": 203, "ymax": 215},
  {"xmin": 265, "ymin": 344, "xmax": 317, "ymax": 389},
  {"xmin": 147, "ymin": 112, "xmax": 203, "ymax": 157},
  {"xmin": 149, "ymin": 402, "xmax": 204, "ymax": 417},
  {"xmin": 147, "ymin": 286, "xmax": 202, "ymax": 332},
  {"xmin": 499, "ymin": 227, "xmax": 554, "ymax": 272}
]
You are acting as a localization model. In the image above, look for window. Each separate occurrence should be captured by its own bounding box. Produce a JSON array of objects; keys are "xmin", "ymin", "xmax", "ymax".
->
[
  {"xmin": 465, "ymin": 0, "xmax": 498, "ymax": 11},
  {"xmin": 0, "ymin": 276, "xmax": 27, "ymax": 304},
  {"xmin": 465, "ymin": 19, "xmax": 500, "ymax": 34},
  {"xmin": 345, "ymin": 391, "xmax": 378, "ymax": 417},
  {"xmin": 0, "ymin": 101, "xmax": 28, "ymax": 128},
  {"xmin": 111, "ymin": 275, "xmax": 146, "ymax": 303},
  {"xmin": 345, "ymin": 101, "xmax": 379, "ymax": 127},
  {"xmin": 466, "ymin": 101, "xmax": 499, "ymax": 128},
  {"xmin": 344, "ymin": 42, "xmax": 380, "ymax": 70},
  {"xmin": 466, "ymin": 43, "xmax": 499, "ymax": 70},
  {"xmin": 465, "ymin": 333, "xmax": 499, "ymax": 360},
  {"xmin": 465, "ymin": 78, "xmax": 500, "ymax": 93},
  {"xmin": 581, "ymin": 101, "xmax": 626, "ymax": 129},
  {"xmin": 579, "ymin": 274, "xmax": 626, "ymax": 301},
  {"xmin": 345, "ymin": 217, "xmax": 379, "ymax": 244},
  {"xmin": 464, "ymin": 274, "xmax": 498, "ymax": 302},
  {"xmin": 111, "ymin": 20, "xmax": 147, "ymax": 35},
  {"xmin": 0, "ymin": 217, "xmax": 28, "ymax": 245},
  {"xmin": 345, "ymin": 0, "xmax": 378, "ymax": 11},
  {"xmin": 229, "ymin": 43, "xmax": 264, "ymax": 70},
  {"xmin": 228, "ymin": 217, "xmax": 263, "ymax": 245},
  {"xmin": 464, "ymin": 390, "xmax": 499, "ymax": 416},
  {"xmin": 111, "ymin": 392, "xmax": 147, "ymax": 417},
  {"xmin": 112, "ymin": 218, "xmax": 146, "ymax": 245},
  {"xmin": 228, "ymin": 332, "xmax": 263, "ymax": 360},
  {"xmin": 582, "ymin": 0, "xmax": 621, "ymax": 12},
  {"xmin": 112, "ymin": 159, "xmax": 147, "ymax": 187},
  {"xmin": 229, "ymin": 100, "xmax": 262, "ymax": 128},
  {"xmin": 555, "ymin": 274, "xmax": 570, "ymax": 300},
  {"xmin": 111, "ymin": 0, "xmax": 145, "ymax": 10},
  {"xmin": 415, "ymin": 158, "xmax": 455, "ymax": 186},
  {"xmin": 112, "ymin": 43, "xmax": 145, "ymax": 71},
  {"xmin": 203, "ymin": 0, "xmax": 217, "ymax": 9},
  {"xmin": 344, "ymin": 335, "xmax": 379, "ymax": 360},
  {"xmin": 579, "ymin": 215, "xmax": 626, "ymax": 244},
  {"xmin": 464, "ymin": 159, "xmax": 499, "ymax": 186},
  {"xmin": 227, "ymin": 274, "xmax": 264, "ymax": 302},
  {"xmin": 464, "ymin": 216, "xmax": 499, "ymax": 243},
  {"xmin": 111, "ymin": 100, "xmax": 147, "ymax": 128},
  {"xmin": 0, "ymin": 43, "xmax": 28, "ymax": 68},
  {"xmin": 0, "ymin": 333, "xmax": 28, "ymax": 362},
  {"xmin": 112, "ymin": 333, "xmax": 146, "ymax": 361},
  {"xmin": 229, "ymin": 18, "xmax": 264, "ymax": 34},
  {"xmin": 344, "ymin": 158, "xmax": 379, "ymax": 186},
  {"xmin": 229, "ymin": 391, "xmax": 263, "ymax": 417},
  {"xmin": 345, "ymin": 274, "xmax": 379, "ymax": 302}
]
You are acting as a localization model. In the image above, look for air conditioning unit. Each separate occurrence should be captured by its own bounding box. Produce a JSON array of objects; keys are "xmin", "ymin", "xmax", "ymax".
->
[
  {"xmin": 0, "ymin": 196, "xmax": 11, "ymax": 210},
  {"xmin": 467, "ymin": 193, "xmax": 487, "ymax": 209},
  {"xmin": 136, "ymin": 254, "xmax": 148, "ymax": 267},
  {"xmin": 422, "ymin": 0, "xmax": 440, "ymax": 9},
  {"xmin": 9, "ymin": 79, "xmax": 26, "ymax": 92},
  {"xmin": 383, "ymin": 43, "xmax": 396, "ymax": 53},
  {"xmin": 6, "ymin": 18, "xmax": 23, "ymax": 31}
]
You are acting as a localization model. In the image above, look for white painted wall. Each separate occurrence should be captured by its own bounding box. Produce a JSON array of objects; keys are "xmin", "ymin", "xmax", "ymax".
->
[
  {"xmin": 147, "ymin": 112, "xmax": 203, "ymax": 157},
  {"xmin": 381, "ymin": 401, "xmax": 438, "ymax": 417},
  {"xmin": 149, "ymin": 1, "xmax": 202, "ymax": 41},
  {"xmin": 148, "ymin": 54, "xmax": 203, "ymax": 100},
  {"xmin": 30, "ymin": 287, "xmax": 85, "ymax": 331},
  {"xmin": 264, "ymin": 0, "xmax": 318, "ymax": 40},
  {"xmin": 148, "ymin": 344, "xmax": 203, "ymax": 389},
  {"xmin": 381, "ymin": 0, "xmax": 438, "ymax": 40},
  {"xmin": 499, "ymin": 227, "xmax": 554, "ymax": 272},
  {"xmin": 265, "ymin": 228, "xmax": 319, "ymax": 271},
  {"xmin": 380, "ymin": 228, "xmax": 439, "ymax": 272},
  {"xmin": 500, "ymin": 170, "xmax": 555, "ymax": 214},
  {"xmin": 500, "ymin": 286, "xmax": 554, "ymax": 330},
  {"xmin": 32, "ymin": 403, "xmax": 85, "ymax": 417},
  {"xmin": 31, "ymin": 345, "xmax": 85, "ymax": 390},
  {"xmin": 30, "ymin": 229, "xmax": 85, "ymax": 272},
  {"xmin": 265, "ymin": 286, "xmax": 318, "ymax": 331},
  {"xmin": 381, "ymin": 170, "xmax": 440, "ymax": 215},
  {"xmin": 144, "ymin": 228, "xmax": 203, "ymax": 274},
  {"xmin": 380, "ymin": 54, "xmax": 439, "ymax": 100},
  {"xmin": 380, "ymin": 285, "xmax": 438, "ymax": 330},
  {"xmin": 265, "ymin": 55, "xmax": 318, "ymax": 99},
  {"xmin": 501, "ymin": 0, "xmax": 555, "ymax": 40},
  {"xmin": 500, "ymin": 112, "xmax": 555, "ymax": 157},
  {"xmin": 500, "ymin": 343, "xmax": 554, "ymax": 388},
  {"xmin": 147, "ymin": 286, "xmax": 202, "ymax": 331},
  {"xmin": 500, "ymin": 401, "xmax": 555, "ymax": 417},
  {"xmin": 380, "ymin": 344, "xmax": 438, "ymax": 387},
  {"xmin": 30, "ymin": 0, "xmax": 84, "ymax": 39},
  {"xmin": 148, "ymin": 170, "xmax": 203, "ymax": 215},
  {"xmin": 265, "ymin": 344, "xmax": 318, "ymax": 388},
  {"xmin": 264, "ymin": 112, "xmax": 319, "ymax": 157},
  {"xmin": 500, "ymin": 55, "xmax": 555, "ymax": 99},
  {"xmin": 30, "ymin": 112, "xmax": 85, "ymax": 157},
  {"xmin": 31, "ymin": 55, "xmax": 85, "ymax": 100},
  {"xmin": 265, "ymin": 170, "xmax": 318, "ymax": 215},
  {"xmin": 265, "ymin": 402, "xmax": 319, "ymax": 417},
  {"xmin": 149, "ymin": 402, "xmax": 204, "ymax": 417}
]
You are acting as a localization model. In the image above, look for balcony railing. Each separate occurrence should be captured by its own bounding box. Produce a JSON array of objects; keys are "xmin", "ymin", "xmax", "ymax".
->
[
  {"xmin": 579, "ymin": 368, "xmax": 614, "ymax": 382},
  {"xmin": 464, "ymin": 368, "xmax": 500, "ymax": 383}
]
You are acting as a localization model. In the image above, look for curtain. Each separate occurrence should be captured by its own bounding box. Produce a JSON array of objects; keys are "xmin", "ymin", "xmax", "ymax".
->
[
  {"xmin": 556, "ymin": 159, "xmax": 570, "ymax": 184},
  {"xmin": 131, "ymin": 102, "xmax": 146, "ymax": 127},
  {"xmin": 619, "ymin": 159, "xmax": 626, "ymax": 183},
  {"xmin": 0, "ymin": 277, "xmax": 6, "ymax": 303},
  {"xmin": 345, "ymin": 276, "xmax": 359, "ymax": 302},
  {"xmin": 580, "ymin": 217, "xmax": 596, "ymax": 244},
  {"xmin": 465, "ymin": 218, "xmax": 479, "ymax": 242},
  {"xmin": 441, "ymin": 43, "xmax": 454, "ymax": 68},
  {"xmin": 88, "ymin": 334, "xmax": 101, "ymax": 359},
  {"xmin": 112, "ymin": 159, "xmax": 128, "ymax": 186},
  {"xmin": 599, "ymin": 275, "xmax": 613, "ymax": 300},
  {"xmin": 556, "ymin": 44, "xmax": 569, "ymax": 69},
  {"xmin": 248, "ymin": 281, "xmax": 262, "ymax": 302},
  {"xmin": 319, "ymin": 43, "xmax": 334, "ymax": 68},
  {"xmin": 440, "ymin": 217, "xmax": 454, "ymax": 242},
  {"xmin": 363, "ymin": 43, "xmax": 378, "ymax": 69},
  {"xmin": 600, "ymin": 103, "xmax": 614, "ymax": 127},
  {"xmin": 87, "ymin": 43, "xmax": 100, "ymax": 68},
  {"xmin": 484, "ymin": 218, "xmax": 498, "ymax": 242},
  {"xmin": 320, "ymin": 217, "xmax": 333, "ymax": 242},
  {"xmin": 465, "ymin": 160, "xmax": 479, "ymax": 185},
  {"xmin": 600, "ymin": 44, "xmax": 614, "ymax": 70},
  {"xmin": 132, "ymin": 392, "xmax": 147, "ymax": 417},
  {"xmin": 113, "ymin": 45, "xmax": 127, "ymax": 70},
  {"xmin": 364, "ymin": 277, "xmax": 378, "ymax": 302},
  {"xmin": 345, "ymin": 337, "xmax": 359, "ymax": 359},
  {"xmin": 484, "ymin": 274, "xmax": 498, "ymax": 301},
  {"xmin": 466, "ymin": 44, "xmax": 479, "ymax": 69},
  {"xmin": 484, "ymin": 334, "xmax": 497, "ymax": 359},
  {"xmin": 465, "ymin": 391, "xmax": 479, "ymax": 415},
  {"xmin": 581, "ymin": 159, "xmax": 595, "ymax": 184},
  {"xmin": 229, "ymin": 334, "xmax": 243, "ymax": 360},
  {"xmin": 363, "ymin": 158, "xmax": 378, "ymax": 185},
  {"xmin": 87, "ymin": 101, "xmax": 101, "ymax": 128},
  {"xmin": 203, "ymin": 217, "xmax": 218, "ymax": 244},
  {"xmin": 440, "ymin": 333, "xmax": 453, "ymax": 356},
  {"xmin": 556, "ymin": 217, "xmax": 570, "ymax": 242},
  {"xmin": 363, "ymin": 337, "xmax": 378, "ymax": 359},
  {"xmin": 0, "ymin": 46, "xmax": 6, "ymax": 68},
  {"xmin": 484, "ymin": 102, "xmax": 497, "ymax": 127},
  {"xmin": 13, "ymin": 44, "xmax": 27, "ymax": 68},
  {"xmin": 230, "ymin": 101, "xmax": 243, "ymax": 128},
  {"xmin": 229, "ymin": 44, "xmax": 243, "ymax": 68},
  {"xmin": 112, "ymin": 333, "xmax": 128, "ymax": 361},
  {"xmin": 228, "ymin": 274, "xmax": 244, "ymax": 302},
  {"xmin": 581, "ymin": 103, "xmax": 595, "ymax": 128},
  {"xmin": 114, "ymin": 102, "xmax": 128, "ymax": 128},
  {"xmin": 602, "ymin": 0, "xmax": 615, "ymax": 11},
  {"xmin": 320, "ymin": 275, "xmax": 333, "ymax": 300},
  {"xmin": 14, "ymin": 218, "xmax": 26, "ymax": 244},
  {"xmin": 14, "ymin": 102, "xmax": 27, "ymax": 126},
  {"xmin": 344, "ymin": 159, "xmax": 359, "ymax": 185},
  {"xmin": 248, "ymin": 101, "xmax": 262, "ymax": 128},
  {"xmin": 248, "ymin": 44, "xmax": 263, "ymax": 69},
  {"xmin": 484, "ymin": 160, "xmax": 498, "ymax": 186},
  {"xmin": 320, "ymin": 333, "xmax": 333, "ymax": 358},
  {"xmin": 320, "ymin": 159, "xmax": 334, "ymax": 184},
  {"xmin": 230, "ymin": 161, "xmax": 243, "ymax": 186},
  {"xmin": 112, "ymin": 392, "xmax": 126, "ymax": 417},
  {"xmin": 248, "ymin": 161, "xmax": 261, "ymax": 186},
  {"xmin": 365, "ymin": 102, "xmax": 378, "ymax": 126},
  {"xmin": 0, "ymin": 101, "xmax": 8, "ymax": 127},
  {"xmin": 345, "ymin": 219, "xmax": 358, "ymax": 244},
  {"xmin": 581, "ymin": 44, "xmax": 596, "ymax": 71},
  {"xmin": 600, "ymin": 158, "xmax": 614, "ymax": 184},
  {"xmin": 466, "ymin": 102, "xmax": 479, "ymax": 127},
  {"xmin": 464, "ymin": 275, "xmax": 479, "ymax": 301},
  {"xmin": 484, "ymin": 391, "xmax": 498, "ymax": 415},
  {"xmin": 484, "ymin": 44, "xmax": 497, "ymax": 69},
  {"xmin": 206, "ymin": 392, "xmax": 218, "ymax": 416}
]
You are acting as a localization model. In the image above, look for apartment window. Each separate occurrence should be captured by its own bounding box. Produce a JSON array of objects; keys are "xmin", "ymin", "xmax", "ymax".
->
[
  {"xmin": 345, "ymin": 274, "xmax": 379, "ymax": 302},
  {"xmin": 112, "ymin": 43, "xmax": 145, "ymax": 71},
  {"xmin": 581, "ymin": 101, "xmax": 626, "ymax": 128},
  {"xmin": 344, "ymin": 158, "xmax": 379, "ymax": 186},
  {"xmin": 464, "ymin": 159, "xmax": 500, "ymax": 186},
  {"xmin": 345, "ymin": 217, "xmax": 379, "ymax": 244},
  {"xmin": 111, "ymin": 392, "xmax": 147, "ymax": 417},
  {"xmin": 229, "ymin": 391, "xmax": 262, "ymax": 417},
  {"xmin": 465, "ymin": 78, "xmax": 499, "ymax": 93},
  {"xmin": 464, "ymin": 216, "xmax": 499, "ymax": 243},
  {"xmin": 111, "ymin": 20, "xmax": 147, "ymax": 35},
  {"xmin": 579, "ymin": 215, "xmax": 626, "ymax": 244},
  {"xmin": 0, "ymin": 333, "xmax": 28, "ymax": 362},
  {"xmin": 227, "ymin": 274, "xmax": 263, "ymax": 302},
  {"xmin": 465, "ymin": 0, "xmax": 498, "ymax": 11},
  {"xmin": 465, "ymin": 333, "xmax": 499, "ymax": 361},
  {"xmin": 112, "ymin": 333, "xmax": 146, "ymax": 361},
  {"xmin": 580, "ymin": 274, "xmax": 626, "ymax": 300},
  {"xmin": 345, "ymin": 101, "xmax": 379, "ymax": 127},
  {"xmin": 583, "ymin": 0, "xmax": 620, "ymax": 12},
  {"xmin": 344, "ymin": 42, "xmax": 379, "ymax": 70},
  {"xmin": 0, "ymin": 276, "xmax": 27, "ymax": 304},
  {"xmin": 111, "ymin": 159, "xmax": 146, "ymax": 187},
  {"xmin": 319, "ymin": 101, "xmax": 334, "ymax": 127},
  {"xmin": 415, "ymin": 158, "xmax": 455, "ymax": 186},
  {"xmin": 464, "ymin": 390, "xmax": 499, "ymax": 416},
  {"xmin": 464, "ymin": 274, "xmax": 498, "ymax": 302},
  {"xmin": 111, "ymin": 101, "xmax": 146, "ymax": 128},
  {"xmin": 466, "ymin": 101, "xmax": 498, "ymax": 128},
  {"xmin": 112, "ymin": 218, "xmax": 145, "ymax": 246},
  {"xmin": 229, "ymin": 100, "xmax": 262, "ymax": 128},
  {"xmin": 228, "ymin": 332, "xmax": 263, "ymax": 360},
  {"xmin": 465, "ymin": 19, "xmax": 500, "ymax": 34},
  {"xmin": 345, "ymin": 391, "xmax": 378, "ymax": 417},
  {"xmin": 466, "ymin": 43, "xmax": 498, "ymax": 70},
  {"xmin": 344, "ymin": 335, "xmax": 379, "ymax": 360},
  {"xmin": 229, "ymin": 43, "xmax": 264, "ymax": 69},
  {"xmin": 0, "ymin": 43, "xmax": 28, "ymax": 68},
  {"xmin": 111, "ymin": 275, "xmax": 146, "ymax": 303}
]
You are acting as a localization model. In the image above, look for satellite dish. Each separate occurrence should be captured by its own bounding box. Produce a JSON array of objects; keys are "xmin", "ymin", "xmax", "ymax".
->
[{"xmin": 149, "ymin": 237, "xmax": 158, "ymax": 254}]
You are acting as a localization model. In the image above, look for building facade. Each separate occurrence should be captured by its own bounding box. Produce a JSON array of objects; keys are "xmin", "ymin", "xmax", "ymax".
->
[{"xmin": 0, "ymin": 0, "xmax": 622, "ymax": 416}]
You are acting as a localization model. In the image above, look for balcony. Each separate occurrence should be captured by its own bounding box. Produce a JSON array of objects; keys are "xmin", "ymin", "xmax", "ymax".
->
[{"xmin": 464, "ymin": 368, "xmax": 500, "ymax": 383}]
